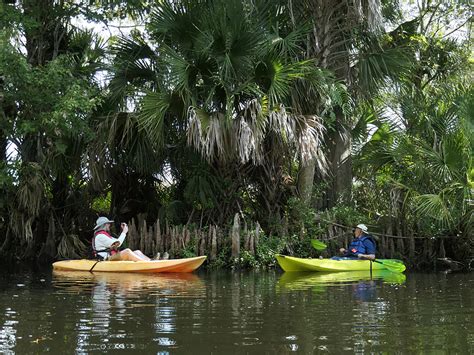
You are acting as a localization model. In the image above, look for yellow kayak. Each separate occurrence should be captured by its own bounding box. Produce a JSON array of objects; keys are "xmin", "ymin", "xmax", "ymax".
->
[
  {"xmin": 276, "ymin": 254, "xmax": 406, "ymax": 272},
  {"xmin": 52, "ymin": 256, "xmax": 207, "ymax": 273}
]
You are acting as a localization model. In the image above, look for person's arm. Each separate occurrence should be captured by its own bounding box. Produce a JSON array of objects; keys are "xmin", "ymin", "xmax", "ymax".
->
[
  {"xmin": 357, "ymin": 238, "xmax": 376, "ymax": 260},
  {"xmin": 116, "ymin": 223, "xmax": 128, "ymax": 246},
  {"xmin": 357, "ymin": 253, "xmax": 375, "ymax": 260}
]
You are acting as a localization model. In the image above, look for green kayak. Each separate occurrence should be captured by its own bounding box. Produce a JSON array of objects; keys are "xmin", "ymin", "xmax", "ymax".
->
[{"xmin": 276, "ymin": 254, "xmax": 406, "ymax": 272}]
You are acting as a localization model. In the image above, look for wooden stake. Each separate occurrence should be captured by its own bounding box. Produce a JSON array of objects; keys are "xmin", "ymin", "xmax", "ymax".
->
[{"xmin": 231, "ymin": 213, "xmax": 240, "ymax": 259}]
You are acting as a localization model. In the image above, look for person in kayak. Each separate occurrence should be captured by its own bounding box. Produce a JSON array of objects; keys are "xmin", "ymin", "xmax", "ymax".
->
[
  {"xmin": 93, "ymin": 216, "xmax": 151, "ymax": 261},
  {"xmin": 338, "ymin": 224, "xmax": 376, "ymax": 260}
]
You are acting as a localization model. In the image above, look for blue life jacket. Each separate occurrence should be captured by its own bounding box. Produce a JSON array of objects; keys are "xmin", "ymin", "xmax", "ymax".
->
[{"xmin": 345, "ymin": 234, "xmax": 376, "ymax": 256}]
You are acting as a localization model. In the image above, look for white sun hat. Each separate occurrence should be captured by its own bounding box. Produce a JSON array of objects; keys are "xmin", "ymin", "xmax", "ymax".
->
[
  {"xmin": 356, "ymin": 224, "xmax": 368, "ymax": 233},
  {"xmin": 94, "ymin": 216, "xmax": 114, "ymax": 230}
]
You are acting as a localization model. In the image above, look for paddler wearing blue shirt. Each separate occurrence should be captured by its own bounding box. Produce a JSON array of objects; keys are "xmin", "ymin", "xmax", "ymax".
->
[{"xmin": 339, "ymin": 224, "xmax": 376, "ymax": 260}]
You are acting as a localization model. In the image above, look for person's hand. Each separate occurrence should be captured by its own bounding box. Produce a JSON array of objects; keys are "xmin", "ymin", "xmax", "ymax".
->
[
  {"xmin": 121, "ymin": 223, "xmax": 128, "ymax": 234},
  {"xmin": 339, "ymin": 248, "xmax": 346, "ymax": 254}
]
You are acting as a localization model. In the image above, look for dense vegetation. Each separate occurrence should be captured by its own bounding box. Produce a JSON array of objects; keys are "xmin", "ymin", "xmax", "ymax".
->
[{"xmin": 0, "ymin": 0, "xmax": 472, "ymax": 268}]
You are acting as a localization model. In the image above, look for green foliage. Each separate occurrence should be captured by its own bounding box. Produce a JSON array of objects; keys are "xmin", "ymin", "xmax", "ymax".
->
[
  {"xmin": 232, "ymin": 233, "xmax": 286, "ymax": 269},
  {"xmin": 323, "ymin": 205, "xmax": 369, "ymax": 229},
  {"xmin": 85, "ymin": 0, "xmax": 151, "ymax": 21},
  {"xmin": 255, "ymin": 234, "xmax": 286, "ymax": 267},
  {"xmin": 91, "ymin": 192, "xmax": 112, "ymax": 214},
  {"xmin": 183, "ymin": 166, "xmax": 222, "ymax": 210},
  {"xmin": 178, "ymin": 238, "xmax": 198, "ymax": 259},
  {"xmin": 208, "ymin": 248, "xmax": 232, "ymax": 269},
  {"xmin": 284, "ymin": 233, "xmax": 314, "ymax": 258},
  {"xmin": 237, "ymin": 251, "xmax": 259, "ymax": 268},
  {"xmin": 110, "ymin": 0, "xmax": 345, "ymax": 167},
  {"xmin": 284, "ymin": 195, "xmax": 324, "ymax": 238},
  {"xmin": 0, "ymin": 0, "xmax": 472, "ymax": 267},
  {"xmin": 352, "ymin": 16, "xmax": 472, "ymax": 248}
]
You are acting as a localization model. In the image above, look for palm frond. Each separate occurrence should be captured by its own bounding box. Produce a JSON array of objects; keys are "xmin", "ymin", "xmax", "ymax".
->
[
  {"xmin": 16, "ymin": 162, "xmax": 45, "ymax": 218},
  {"xmin": 413, "ymin": 193, "xmax": 454, "ymax": 228},
  {"xmin": 148, "ymin": 0, "xmax": 196, "ymax": 47},
  {"xmin": 356, "ymin": 40, "xmax": 412, "ymax": 95},
  {"xmin": 157, "ymin": 44, "xmax": 192, "ymax": 96},
  {"xmin": 266, "ymin": 22, "xmax": 311, "ymax": 59},
  {"xmin": 67, "ymin": 28, "xmax": 106, "ymax": 78},
  {"xmin": 184, "ymin": 168, "xmax": 222, "ymax": 209},
  {"xmin": 264, "ymin": 59, "xmax": 316, "ymax": 106},
  {"xmin": 108, "ymin": 36, "xmax": 157, "ymax": 103},
  {"xmin": 137, "ymin": 90, "xmax": 172, "ymax": 147}
]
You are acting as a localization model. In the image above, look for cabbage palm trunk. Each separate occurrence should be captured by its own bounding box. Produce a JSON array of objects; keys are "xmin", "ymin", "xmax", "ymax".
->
[{"xmin": 293, "ymin": 0, "xmax": 382, "ymax": 207}]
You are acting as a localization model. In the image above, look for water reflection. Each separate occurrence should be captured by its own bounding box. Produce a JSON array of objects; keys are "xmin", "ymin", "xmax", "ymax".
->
[
  {"xmin": 277, "ymin": 270, "xmax": 406, "ymax": 292},
  {"xmin": 1, "ymin": 270, "xmax": 472, "ymax": 353},
  {"xmin": 50, "ymin": 271, "xmax": 205, "ymax": 352},
  {"xmin": 276, "ymin": 270, "xmax": 407, "ymax": 352},
  {"xmin": 52, "ymin": 271, "xmax": 205, "ymax": 297}
]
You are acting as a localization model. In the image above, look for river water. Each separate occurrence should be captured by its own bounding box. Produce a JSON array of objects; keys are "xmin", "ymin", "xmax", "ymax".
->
[{"xmin": 0, "ymin": 268, "xmax": 472, "ymax": 354}]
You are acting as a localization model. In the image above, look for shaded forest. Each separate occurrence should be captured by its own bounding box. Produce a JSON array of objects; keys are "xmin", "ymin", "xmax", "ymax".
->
[{"xmin": 0, "ymin": 0, "xmax": 472, "ymax": 269}]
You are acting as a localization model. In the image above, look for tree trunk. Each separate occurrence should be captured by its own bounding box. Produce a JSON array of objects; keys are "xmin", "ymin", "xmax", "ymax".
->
[
  {"xmin": 326, "ymin": 121, "xmax": 352, "ymax": 207},
  {"xmin": 297, "ymin": 158, "xmax": 316, "ymax": 204},
  {"xmin": 295, "ymin": 0, "xmax": 355, "ymax": 209},
  {"xmin": 23, "ymin": 0, "xmax": 59, "ymax": 66},
  {"xmin": 294, "ymin": 0, "xmax": 381, "ymax": 209}
]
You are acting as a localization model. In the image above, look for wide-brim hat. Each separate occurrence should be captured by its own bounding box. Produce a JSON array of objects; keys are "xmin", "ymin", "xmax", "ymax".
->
[{"xmin": 94, "ymin": 216, "xmax": 114, "ymax": 230}]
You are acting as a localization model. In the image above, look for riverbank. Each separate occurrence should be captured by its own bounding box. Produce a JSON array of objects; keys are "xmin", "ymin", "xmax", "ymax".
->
[{"xmin": 117, "ymin": 216, "xmax": 473, "ymax": 271}]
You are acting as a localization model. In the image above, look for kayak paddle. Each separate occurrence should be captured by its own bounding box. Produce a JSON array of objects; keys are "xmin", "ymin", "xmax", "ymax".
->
[
  {"xmin": 372, "ymin": 259, "xmax": 406, "ymax": 273},
  {"xmin": 310, "ymin": 239, "xmax": 327, "ymax": 250}
]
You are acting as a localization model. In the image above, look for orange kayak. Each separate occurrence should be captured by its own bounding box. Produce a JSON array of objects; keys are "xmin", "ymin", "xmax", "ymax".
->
[{"xmin": 52, "ymin": 256, "xmax": 207, "ymax": 273}]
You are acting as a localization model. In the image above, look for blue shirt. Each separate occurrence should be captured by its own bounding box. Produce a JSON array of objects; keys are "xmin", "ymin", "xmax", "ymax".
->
[{"xmin": 345, "ymin": 234, "xmax": 376, "ymax": 256}]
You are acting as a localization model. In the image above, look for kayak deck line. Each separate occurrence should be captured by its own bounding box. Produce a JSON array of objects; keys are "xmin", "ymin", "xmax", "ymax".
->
[
  {"xmin": 276, "ymin": 254, "xmax": 406, "ymax": 272},
  {"xmin": 53, "ymin": 256, "xmax": 207, "ymax": 273}
]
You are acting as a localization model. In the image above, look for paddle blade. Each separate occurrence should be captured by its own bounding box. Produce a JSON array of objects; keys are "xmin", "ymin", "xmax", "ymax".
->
[
  {"xmin": 376, "ymin": 259, "xmax": 406, "ymax": 273},
  {"xmin": 310, "ymin": 239, "xmax": 327, "ymax": 250}
]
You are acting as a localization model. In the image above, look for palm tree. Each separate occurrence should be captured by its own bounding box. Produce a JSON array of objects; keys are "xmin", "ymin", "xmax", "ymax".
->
[
  {"xmin": 108, "ymin": 0, "xmax": 346, "ymax": 225},
  {"xmin": 352, "ymin": 21, "xmax": 473, "ymax": 258},
  {"xmin": 289, "ymin": 0, "xmax": 413, "ymax": 207}
]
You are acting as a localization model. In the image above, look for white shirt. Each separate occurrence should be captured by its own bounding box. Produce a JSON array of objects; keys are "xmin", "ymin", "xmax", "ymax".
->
[{"xmin": 94, "ymin": 231, "xmax": 126, "ymax": 260}]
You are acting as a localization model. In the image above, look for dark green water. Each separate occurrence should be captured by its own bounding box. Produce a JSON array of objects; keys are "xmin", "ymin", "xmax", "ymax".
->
[{"xmin": 0, "ymin": 269, "xmax": 472, "ymax": 354}]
